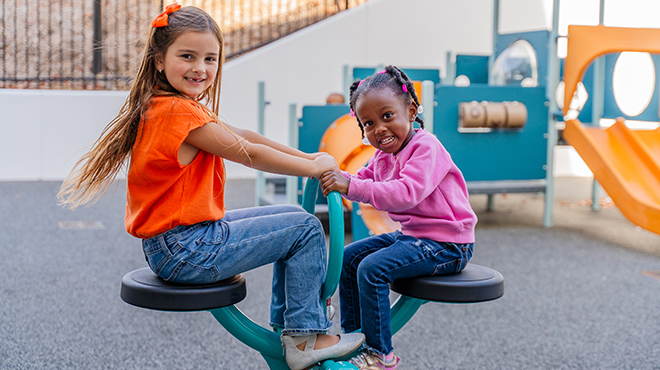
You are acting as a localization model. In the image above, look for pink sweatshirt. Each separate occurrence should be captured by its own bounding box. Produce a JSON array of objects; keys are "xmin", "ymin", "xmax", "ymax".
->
[{"xmin": 342, "ymin": 129, "xmax": 477, "ymax": 243}]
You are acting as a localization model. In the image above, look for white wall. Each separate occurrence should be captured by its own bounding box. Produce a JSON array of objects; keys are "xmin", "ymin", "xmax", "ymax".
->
[
  {"xmin": 3, "ymin": 0, "xmax": 657, "ymax": 181},
  {"xmin": 0, "ymin": 89, "xmax": 129, "ymax": 181}
]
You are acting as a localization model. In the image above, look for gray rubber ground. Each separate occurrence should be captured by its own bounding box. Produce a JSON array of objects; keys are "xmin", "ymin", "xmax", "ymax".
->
[{"xmin": 1, "ymin": 178, "xmax": 659, "ymax": 369}]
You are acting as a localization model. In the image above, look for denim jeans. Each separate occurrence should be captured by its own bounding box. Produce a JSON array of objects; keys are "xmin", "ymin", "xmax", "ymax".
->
[
  {"xmin": 141, "ymin": 204, "xmax": 331, "ymax": 335},
  {"xmin": 339, "ymin": 230, "xmax": 473, "ymax": 355}
]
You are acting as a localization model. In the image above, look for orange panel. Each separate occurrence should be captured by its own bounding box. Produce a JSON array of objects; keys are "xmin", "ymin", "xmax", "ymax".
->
[{"xmin": 563, "ymin": 25, "xmax": 660, "ymax": 116}]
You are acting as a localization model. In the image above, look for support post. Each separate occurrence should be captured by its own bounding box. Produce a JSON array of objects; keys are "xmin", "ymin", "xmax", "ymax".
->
[
  {"xmin": 287, "ymin": 103, "xmax": 299, "ymax": 205},
  {"xmin": 421, "ymin": 80, "xmax": 435, "ymax": 134},
  {"xmin": 256, "ymin": 81, "xmax": 268, "ymax": 206},
  {"xmin": 591, "ymin": 0, "xmax": 606, "ymax": 212},
  {"xmin": 543, "ymin": 0, "xmax": 561, "ymax": 228}
]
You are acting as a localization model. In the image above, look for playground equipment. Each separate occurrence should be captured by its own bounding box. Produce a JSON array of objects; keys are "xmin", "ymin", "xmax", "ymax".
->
[
  {"xmin": 120, "ymin": 178, "xmax": 504, "ymax": 369},
  {"xmin": 297, "ymin": 51, "xmax": 552, "ymax": 239},
  {"xmin": 561, "ymin": 25, "xmax": 660, "ymax": 235}
]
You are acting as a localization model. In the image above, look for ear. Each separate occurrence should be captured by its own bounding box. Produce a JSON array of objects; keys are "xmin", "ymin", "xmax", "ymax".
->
[
  {"xmin": 408, "ymin": 101, "xmax": 418, "ymax": 122},
  {"xmin": 155, "ymin": 54, "xmax": 164, "ymax": 72}
]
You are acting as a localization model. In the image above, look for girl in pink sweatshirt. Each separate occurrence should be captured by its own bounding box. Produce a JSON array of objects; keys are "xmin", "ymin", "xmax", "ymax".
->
[{"xmin": 320, "ymin": 65, "xmax": 477, "ymax": 369}]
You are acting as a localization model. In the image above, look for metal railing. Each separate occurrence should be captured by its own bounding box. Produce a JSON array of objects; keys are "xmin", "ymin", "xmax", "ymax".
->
[{"xmin": 0, "ymin": 0, "xmax": 367, "ymax": 90}]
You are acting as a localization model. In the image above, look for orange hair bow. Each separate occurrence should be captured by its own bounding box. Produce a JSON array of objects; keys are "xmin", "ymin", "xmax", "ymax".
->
[{"xmin": 152, "ymin": 3, "xmax": 182, "ymax": 28}]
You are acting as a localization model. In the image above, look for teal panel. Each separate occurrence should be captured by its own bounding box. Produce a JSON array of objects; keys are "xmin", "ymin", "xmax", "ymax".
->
[
  {"xmin": 298, "ymin": 105, "xmax": 351, "ymax": 204},
  {"xmin": 434, "ymin": 85, "xmax": 548, "ymax": 182},
  {"xmin": 351, "ymin": 202, "xmax": 372, "ymax": 241},
  {"xmin": 299, "ymin": 105, "xmax": 350, "ymax": 153},
  {"xmin": 352, "ymin": 67, "xmax": 440, "ymax": 84},
  {"xmin": 495, "ymin": 30, "xmax": 550, "ymax": 87},
  {"xmin": 455, "ymin": 55, "xmax": 489, "ymax": 84}
]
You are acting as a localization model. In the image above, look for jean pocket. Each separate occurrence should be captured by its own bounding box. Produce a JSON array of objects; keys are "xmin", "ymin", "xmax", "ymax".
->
[
  {"xmin": 426, "ymin": 241, "xmax": 468, "ymax": 275},
  {"xmin": 165, "ymin": 260, "xmax": 219, "ymax": 284},
  {"xmin": 432, "ymin": 259, "xmax": 463, "ymax": 275},
  {"xmin": 142, "ymin": 236, "xmax": 178, "ymax": 276}
]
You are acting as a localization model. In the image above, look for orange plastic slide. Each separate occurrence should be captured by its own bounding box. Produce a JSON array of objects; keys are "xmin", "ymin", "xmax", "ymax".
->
[
  {"xmin": 562, "ymin": 25, "xmax": 660, "ymax": 235},
  {"xmin": 563, "ymin": 120, "xmax": 660, "ymax": 234}
]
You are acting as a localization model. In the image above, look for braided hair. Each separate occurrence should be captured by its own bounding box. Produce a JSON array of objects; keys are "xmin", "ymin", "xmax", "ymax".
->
[{"xmin": 349, "ymin": 65, "xmax": 424, "ymax": 138}]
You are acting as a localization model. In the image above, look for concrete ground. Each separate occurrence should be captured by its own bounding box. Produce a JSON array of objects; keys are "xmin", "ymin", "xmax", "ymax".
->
[{"xmin": 1, "ymin": 177, "xmax": 659, "ymax": 369}]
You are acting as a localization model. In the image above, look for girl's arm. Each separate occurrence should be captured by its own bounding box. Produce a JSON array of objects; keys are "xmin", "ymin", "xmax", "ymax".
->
[
  {"xmin": 185, "ymin": 121, "xmax": 338, "ymax": 178},
  {"xmin": 223, "ymin": 121, "xmax": 322, "ymax": 160}
]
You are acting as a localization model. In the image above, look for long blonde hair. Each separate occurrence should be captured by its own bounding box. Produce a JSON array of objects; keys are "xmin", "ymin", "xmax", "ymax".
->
[{"xmin": 58, "ymin": 6, "xmax": 225, "ymax": 209}]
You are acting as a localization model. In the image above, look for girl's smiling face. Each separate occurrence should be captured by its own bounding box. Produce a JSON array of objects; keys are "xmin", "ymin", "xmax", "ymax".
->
[
  {"xmin": 355, "ymin": 88, "xmax": 417, "ymax": 155},
  {"xmin": 156, "ymin": 31, "xmax": 220, "ymax": 99}
]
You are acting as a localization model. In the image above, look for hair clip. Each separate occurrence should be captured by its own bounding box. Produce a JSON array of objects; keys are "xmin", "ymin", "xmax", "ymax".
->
[
  {"xmin": 402, "ymin": 84, "xmax": 408, "ymax": 93},
  {"xmin": 152, "ymin": 3, "xmax": 181, "ymax": 28},
  {"xmin": 417, "ymin": 105, "xmax": 424, "ymax": 114},
  {"xmin": 377, "ymin": 70, "xmax": 387, "ymax": 74}
]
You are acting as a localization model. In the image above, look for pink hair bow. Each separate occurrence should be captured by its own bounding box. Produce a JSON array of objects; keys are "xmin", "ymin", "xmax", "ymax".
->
[{"xmin": 152, "ymin": 3, "xmax": 181, "ymax": 28}]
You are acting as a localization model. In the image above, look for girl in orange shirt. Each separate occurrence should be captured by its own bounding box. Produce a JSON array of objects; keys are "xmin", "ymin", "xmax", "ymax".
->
[{"xmin": 58, "ymin": 5, "xmax": 363, "ymax": 370}]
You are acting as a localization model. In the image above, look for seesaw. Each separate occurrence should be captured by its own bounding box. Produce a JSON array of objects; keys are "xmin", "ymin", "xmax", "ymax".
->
[{"xmin": 120, "ymin": 178, "xmax": 504, "ymax": 369}]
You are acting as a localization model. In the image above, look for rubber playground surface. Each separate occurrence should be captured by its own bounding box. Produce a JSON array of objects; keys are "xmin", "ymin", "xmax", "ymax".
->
[{"xmin": 1, "ymin": 177, "xmax": 659, "ymax": 369}]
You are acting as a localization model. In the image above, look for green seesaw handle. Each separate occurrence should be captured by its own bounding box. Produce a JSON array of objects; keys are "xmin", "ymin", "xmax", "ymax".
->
[{"xmin": 301, "ymin": 178, "xmax": 344, "ymax": 301}]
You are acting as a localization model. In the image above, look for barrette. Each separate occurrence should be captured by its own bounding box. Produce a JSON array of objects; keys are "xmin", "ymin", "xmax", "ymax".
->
[{"xmin": 152, "ymin": 3, "xmax": 181, "ymax": 28}]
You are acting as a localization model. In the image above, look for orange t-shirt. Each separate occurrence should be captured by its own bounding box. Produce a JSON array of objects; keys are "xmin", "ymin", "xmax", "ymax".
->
[{"xmin": 125, "ymin": 96, "xmax": 226, "ymax": 238}]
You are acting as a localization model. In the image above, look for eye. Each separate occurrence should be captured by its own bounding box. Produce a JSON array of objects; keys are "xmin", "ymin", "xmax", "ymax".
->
[
  {"xmin": 206, "ymin": 56, "xmax": 217, "ymax": 62},
  {"xmin": 180, "ymin": 54, "xmax": 193, "ymax": 60},
  {"xmin": 362, "ymin": 121, "xmax": 373, "ymax": 127},
  {"xmin": 383, "ymin": 112, "xmax": 393, "ymax": 119}
]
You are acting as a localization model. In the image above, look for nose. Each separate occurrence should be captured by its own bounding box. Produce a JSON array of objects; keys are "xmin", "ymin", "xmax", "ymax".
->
[{"xmin": 192, "ymin": 61, "xmax": 204, "ymax": 74}]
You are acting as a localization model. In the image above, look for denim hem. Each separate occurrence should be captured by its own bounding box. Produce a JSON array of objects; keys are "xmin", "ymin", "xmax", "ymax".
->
[
  {"xmin": 364, "ymin": 344, "xmax": 388, "ymax": 357},
  {"xmin": 281, "ymin": 328, "xmax": 329, "ymax": 336},
  {"xmin": 270, "ymin": 322, "xmax": 284, "ymax": 329}
]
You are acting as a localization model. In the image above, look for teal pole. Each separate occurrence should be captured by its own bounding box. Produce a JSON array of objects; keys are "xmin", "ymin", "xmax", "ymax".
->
[
  {"xmin": 343, "ymin": 64, "xmax": 351, "ymax": 101},
  {"xmin": 543, "ymin": 0, "xmax": 560, "ymax": 228},
  {"xmin": 591, "ymin": 0, "xmax": 606, "ymax": 211},
  {"xmin": 209, "ymin": 305, "xmax": 283, "ymax": 358},
  {"xmin": 287, "ymin": 103, "xmax": 299, "ymax": 205},
  {"xmin": 488, "ymin": 0, "xmax": 499, "ymax": 86},
  {"xmin": 321, "ymin": 191, "xmax": 344, "ymax": 300},
  {"xmin": 421, "ymin": 80, "xmax": 434, "ymax": 134},
  {"xmin": 389, "ymin": 295, "xmax": 425, "ymax": 335},
  {"xmin": 256, "ymin": 81, "xmax": 268, "ymax": 206}
]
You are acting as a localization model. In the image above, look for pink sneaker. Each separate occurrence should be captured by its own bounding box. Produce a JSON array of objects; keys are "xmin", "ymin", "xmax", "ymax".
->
[{"xmin": 348, "ymin": 350, "xmax": 400, "ymax": 370}]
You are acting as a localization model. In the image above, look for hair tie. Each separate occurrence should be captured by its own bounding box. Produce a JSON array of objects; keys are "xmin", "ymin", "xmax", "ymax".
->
[
  {"xmin": 402, "ymin": 84, "xmax": 408, "ymax": 93},
  {"xmin": 350, "ymin": 109, "xmax": 355, "ymax": 117},
  {"xmin": 358, "ymin": 79, "xmax": 364, "ymax": 87},
  {"xmin": 152, "ymin": 3, "xmax": 181, "ymax": 28},
  {"xmin": 377, "ymin": 70, "xmax": 387, "ymax": 74}
]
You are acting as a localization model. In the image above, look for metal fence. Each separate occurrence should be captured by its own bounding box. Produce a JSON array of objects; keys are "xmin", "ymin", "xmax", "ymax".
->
[{"xmin": 0, "ymin": 0, "xmax": 367, "ymax": 90}]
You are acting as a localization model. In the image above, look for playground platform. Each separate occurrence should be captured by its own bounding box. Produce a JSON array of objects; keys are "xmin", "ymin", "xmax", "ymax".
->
[{"xmin": 1, "ymin": 177, "xmax": 659, "ymax": 369}]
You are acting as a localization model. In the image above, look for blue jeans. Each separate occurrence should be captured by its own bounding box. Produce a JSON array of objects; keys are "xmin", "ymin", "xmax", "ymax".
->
[
  {"xmin": 141, "ymin": 204, "xmax": 331, "ymax": 335},
  {"xmin": 340, "ymin": 230, "xmax": 473, "ymax": 355}
]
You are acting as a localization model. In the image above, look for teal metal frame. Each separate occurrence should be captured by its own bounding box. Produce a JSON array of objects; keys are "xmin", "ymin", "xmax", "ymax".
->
[{"xmin": 205, "ymin": 178, "xmax": 428, "ymax": 369}]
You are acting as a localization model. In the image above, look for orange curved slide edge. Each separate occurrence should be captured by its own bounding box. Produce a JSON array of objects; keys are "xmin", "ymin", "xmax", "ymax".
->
[
  {"xmin": 562, "ymin": 25, "xmax": 660, "ymax": 235},
  {"xmin": 563, "ymin": 120, "xmax": 660, "ymax": 235}
]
